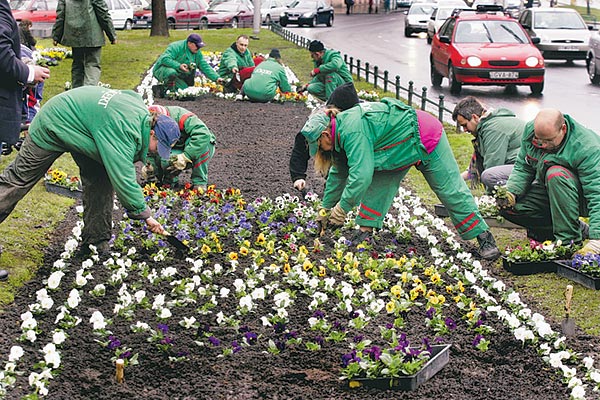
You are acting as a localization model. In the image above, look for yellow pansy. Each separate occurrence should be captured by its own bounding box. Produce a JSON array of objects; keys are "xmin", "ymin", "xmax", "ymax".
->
[
  {"xmin": 201, "ymin": 244, "xmax": 211, "ymax": 254},
  {"xmin": 386, "ymin": 301, "xmax": 396, "ymax": 313},
  {"xmin": 256, "ymin": 233, "xmax": 266, "ymax": 245},
  {"xmin": 239, "ymin": 246, "xmax": 249, "ymax": 256},
  {"xmin": 431, "ymin": 273, "xmax": 441, "ymax": 284},
  {"xmin": 228, "ymin": 252, "xmax": 238, "ymax": 260},
  {"xmin": 283, "ymin": 263, "xmax": 291, "ymax": 273}
]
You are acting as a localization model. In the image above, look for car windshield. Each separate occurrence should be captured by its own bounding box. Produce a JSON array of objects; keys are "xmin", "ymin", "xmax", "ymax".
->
[
  {"xmin": 533, "ymin": 11, "xmax": 586, "ymax": 29},
  {"xmin": 208, "ymin": 2, "xmax": 238, "ymax": 11},
  {"xmin": 409, "ymin": 4, "xmax": 434, "ymax": 14},
  {"xmin": 289, "ymin": 0, "xmax": 317, "ymax": 8},
  {"xmin": 437, "ymin": 8, "xmax": 454, "ymax": 19},
  {"xmin": 455, "ymin": 20, "xmax": 529, "ymax": 43},
  {"xmin": 9, "ymin": 0, "xmax": 29, "ymax": 10},
  {"xmin": 165, "ymin": 0, "xmax": 180, "ymax": 10}
]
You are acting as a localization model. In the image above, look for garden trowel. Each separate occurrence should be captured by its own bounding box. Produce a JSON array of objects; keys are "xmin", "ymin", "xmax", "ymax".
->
[
  {"xmin": 561, "ymin": 284, "xmax": 575, "ymax": 337},
  {"xmin": 163, "ymin": 231, "xmax": 189, "ymax": 252}
]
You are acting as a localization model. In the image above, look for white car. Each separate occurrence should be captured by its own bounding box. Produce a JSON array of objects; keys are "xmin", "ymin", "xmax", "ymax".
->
[
  {"xmin": 261, "ymin": 0, "xmax": 289, "ymax": 24},
  {"xmin": 587, "ymin": 29, "xmax": 600, "ymax": 84},
  {"xmin": 426, "ymin": 4, "xmax": 467, "ymax": 44},
  {"xmin": 518, "ymin": 7, "xmax": 592, "ymax": 61},
  {"xmin": 404, "ymin": 2, "xmax": 436, "ymax": 37},
  {"xmin": 106, "ymin": 0, "xmax": 134, "ymax": 30}
]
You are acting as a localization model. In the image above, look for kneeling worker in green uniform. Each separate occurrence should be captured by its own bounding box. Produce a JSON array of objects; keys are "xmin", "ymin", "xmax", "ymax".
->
[{"xmin": 242, "ymin": 49, "xmax": 292, "ymax": 103}]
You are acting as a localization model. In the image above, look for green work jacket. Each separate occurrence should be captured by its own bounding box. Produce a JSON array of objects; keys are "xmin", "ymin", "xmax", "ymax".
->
[
  {"xmin": 507, "ymin": 114, "xmax": 600, "ymax": 239},
  {"xmin": 218, "ymin": 44, "xmax": 254, "ymax": 80},
  {"xmin": 52, "ymin": 0, "xmax": 116, "ymax": 47},
  {"xmin": 476, "ymin": 108, "xmax": 525, "ymax": 169},
  {"xmin": 322, "ymin": 98, "xmax": 423, "ymax": 212},
  {"xmin": 153, "ymin": 40, "xmax": 220, "ymax": 82},
  {"xmin": 29, "ymin": 87, "xmax": 152, "ymax": 219},
  {"xmin": 242, "ymin": 58, "xmax": 292, "ymax": 102},
  {"xmin": 164, "ymin": 106, "xmax": 216, "ymax": 159},
  {"xmin": 309, "ymin": 49, "xmax": 353, "ymax": 85}
]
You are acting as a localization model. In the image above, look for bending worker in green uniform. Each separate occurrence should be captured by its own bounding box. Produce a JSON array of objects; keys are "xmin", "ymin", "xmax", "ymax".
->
[
  {"xmin": 499, "ymin": 109, "xmax": 597, "ymax": 251},
  {"xmin": 299, "ymin": 40, "xmax": 353, "ymax": 102},
  {"xmin": 242, "ymin": 48, "xmax": 292, "ymax": 103},
  {"xmin": 0, "ymin": 86, "xmax": 181, "ymax": 256},
  {"xmin": 219, "ymin": 34, "xmax": 263, "ymax": 92},
  {"xmin": 143, "ymin": 104, "xmax": 216, "ymax": 191},
  {"xmin": 153, "ymin": 34, "xmax": 223, "ymax": 92},
  {"xmin": 301, "ymin": 98, "xmax": 501, "ymax": 260}
]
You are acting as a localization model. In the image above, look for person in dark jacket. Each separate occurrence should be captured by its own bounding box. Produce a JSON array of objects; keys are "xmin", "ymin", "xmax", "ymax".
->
[
  {"xmin": 301, "ymin": 98, "xmax": 501, "ymax": 260},
  {"xmin": 0, "ymin": 87, "xmax": 180, "ymax": 259},
  {"xmin": 452, "ymin": 96, "xmax": 525, "ymax": 192},
  {"xmin": 52, "ymin": 0, "xmax": 117, "ymax": 88},
  {"xmin": 290, "ymin": 82, "xmax": 359, "ymax": 193},
  {"xmin": 499, "ymin": 109, "xmax": 598, "ymax": 251}
]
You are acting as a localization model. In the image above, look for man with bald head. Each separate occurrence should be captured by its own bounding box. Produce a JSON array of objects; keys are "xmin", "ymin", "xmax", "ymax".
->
[{"xmin": 499, "ymin": 109, "xmax": 600, "ymax": 253}]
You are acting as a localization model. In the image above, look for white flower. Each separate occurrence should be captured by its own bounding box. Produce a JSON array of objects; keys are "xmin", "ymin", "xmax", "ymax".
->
[
  {"xmin": 67, "ymin": 289, "xmax": 81, "ymax": 309},
  {"xmin": 464, "ymin": 270, "xmax": 477, "ymax": 284},
  {"xmin": 506, "ymin": 292, "xmax": 521, "ymax": 304},
  {"xmin": 47, "ymin": 271, "xmax": 65, "ymax": 289},
  {"xmin": 21, "ymin": 311, "xmax": 37, "ymax": 330},
  {"xmin": 161, "ymin": 266, "xmax": 178, "ymax": 277},
  {"xmin": 216, "ymin": 311, "xmax": 225, "ymax": 325},
  {"xmin": 42, "ymin": 343, "xmax": 61, "ymax": 368},
  {"xmin": 152, "ymin": 294, "xmax": 165, "ymax": 309},
  {"xmin": 583, "ymin": 356, "xmax": 595, "ymax": 370},
  {"xmin": 158, "ymin": 308, "xmax": 172, "ymax": 319},
  {"xmin": 590, "ymin": 370, "xmax": 600, "ymax": 383},
  {"xmin": 134, "ymin": 290, "xmax": 146, "ymax": 303},
  {"xmin": 64, "ymin": 238, "xmax": 78, "ymax": 253},
  {"xmin": 26, "ymin": 330, "xmax": 37, "ymax": 343},
  {"xmin": 513, "ymin": 326, "xmax": 534, "ymax": 343},
  {"xmin": 239, "ymin": 295, "xmax": 253, "ymax": 311},
  {"xmin": 260, "ymin": 316, "xmax": 271, "ymax": 326},
  {"xmin": 568, "ymin": 377, "xmax": 583, "ymax": 388},
  {"xmin": 219, "ymin": 287, "xmax": 230, "ymax": 298},
  {"xmin": 52, "ymin": 330, "xmax": 67, "ymax": 345},
  {"xmin": 75, "ymin": 269, "xmax": 88, "ymax": 286},
  {"xmin": 8, "ymin": 346, "xmax": 24, "ymax": 362},
  {"xmin": 233, "ymin": 279, "xmax": 246, "ymax": 292},
  {"xmin": 53, "ymin": 259, "xmax": 66, "ymax": 270},
  {"xmin": 570, "ymin": 385, "xmax": 586, "ymax": 400},
  {"xmin": 180, "ymin": 316, "xmax": 197, "ymax": 329},
  {"xmin": 89, "ymin": 311, "xmax": 107, "ymax": 330},
  {"xmin": 213, "ymin": 263, "xmax": 223, "ymax": 274},
  {"xmin": 251, "ymin": 287, "xmax": 265, "ymax": 300},
  {"xmin": 273, "ymin": 291, "xmax": 291, "ymax": 308},
  {"xmin": 368, "ymin": 299, "xmax": 385, "ymax": 314}
]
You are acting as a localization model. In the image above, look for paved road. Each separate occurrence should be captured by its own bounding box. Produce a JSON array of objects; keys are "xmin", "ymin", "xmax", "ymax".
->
[{"xmin": 291, "ymin": 12, "xmax": 599, "ymax": 129}]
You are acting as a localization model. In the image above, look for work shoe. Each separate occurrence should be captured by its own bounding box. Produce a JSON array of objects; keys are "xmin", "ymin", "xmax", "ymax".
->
[
  {"xmin": 222, "ymin": 80, "xmax": 237, "ymax": 94},
  {"xmin": 476, "ymin": 231, "xmax": 500, "ymax": 260},
  {"xmin": 580, "ymin": 220, "xmax": 590, "ymax": 240},
  {"xmin": 351, "ymin": 229, "xmax": 374, "ymax": 246},
  {"xmin": 77, "ymin": 241, "xmax": 110, "ymax": 260}
]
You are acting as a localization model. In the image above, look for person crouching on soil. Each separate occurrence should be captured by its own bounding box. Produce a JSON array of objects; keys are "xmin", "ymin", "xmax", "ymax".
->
[
  {"xmin": 301, "ymin": 98, "xmax": 501, "ymax": 260},
  {"xmin": 218, "ymin": 34, "xmax": 265, "ymax": 93},
  {"xmin": 153, "ymin": 34, "xmax": 223, "ymax": 94},
  {"xmin": 0, "ymin": 86, "xmax": 181, "ymax": 257},
  {"xmin": 142, "ymin": 104, "xmax": 216, "ymax": 192},
  {"xmin": 242, "ymin": 48, "xmax": 292, "ymax": 103}
]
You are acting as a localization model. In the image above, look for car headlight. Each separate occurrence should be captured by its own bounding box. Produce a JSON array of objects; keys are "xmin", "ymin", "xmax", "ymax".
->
[
  {"xmin": 525, "ymin": 56, "xmax": 540, "ymax": 67},
  {"xmin": 303, "ymin": 12, "xmax": 313, "ymax": 17},
  {"xmin": 466, "ymin": 56, "xmax": 481, "ymax": 67}
]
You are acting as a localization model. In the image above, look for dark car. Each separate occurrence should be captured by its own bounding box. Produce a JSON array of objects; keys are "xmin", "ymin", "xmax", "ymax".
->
[
  {"xmin": 134, "ymin": 0, "xmax": 208, "ymax": 29},
  {"xmin": 279, "ymin": 0, "xmax": 333, "ymax": 27},
  {"xmin": 205, "ymin": 0, "xmax": 254, "ymax": 29}
]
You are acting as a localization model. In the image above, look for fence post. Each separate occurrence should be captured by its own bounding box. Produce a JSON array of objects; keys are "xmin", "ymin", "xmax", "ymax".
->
[
  {"xmin": 373, "ymin": 66, "xmax": 379, "ymax": 88},
  {"xmin": 438, "ymin": 94, "xmax": 445, "ymax": 122},
  {"xmin": 357, "ymin": 59, "xmax": 361, "ymax": 81},
  {"xmin": 365, "ymin": 62, "xmax": 370, "ymax": 83},
  {"xmin": 383, "ymin": 70, "xmax": 388, "ymax": 93},
  {"xmin": 408, "ymin": 81, "xmax": 414, "ymax": 106},
  {"xmin": 349, "ymin": 56, "xmax": 354, "ymax": 75},
  {"xmin": 421, "ymin": 87, "xmax": 427, "ymax": 111},
  {"xmin": 395, "ymin": 75, "xmax": 400, "ymax": 99}
]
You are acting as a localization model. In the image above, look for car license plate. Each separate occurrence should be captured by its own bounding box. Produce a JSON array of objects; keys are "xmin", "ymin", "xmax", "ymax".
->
[
  {"xmin": 489, "ymin": 71, "xmax": 518, "ymax": 79},
  {"xmin": 558, "ymin": 46, "xmax": 578, "ymax": 51}
]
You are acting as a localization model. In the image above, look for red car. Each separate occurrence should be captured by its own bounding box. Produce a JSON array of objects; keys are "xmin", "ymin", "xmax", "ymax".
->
[
  {"xmin": 10, "ymin": 0, "xmax": 57, "ymax": 24},
  {"xmin": 430, "ymin": 5, "xmax": 545, "ymax": 95},
  {"xmin": 134, "ymin": 0, "xmax": 209, "ymax": 29},
  {"xmin": 205, "ymin": 0, "xmax": 254, "ymax": 29}
]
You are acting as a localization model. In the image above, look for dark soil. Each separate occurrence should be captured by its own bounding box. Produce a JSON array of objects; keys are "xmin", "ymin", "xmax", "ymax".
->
[{"xmin": 1, "ymin": 96, "xmax": 598, "ymax": 400}]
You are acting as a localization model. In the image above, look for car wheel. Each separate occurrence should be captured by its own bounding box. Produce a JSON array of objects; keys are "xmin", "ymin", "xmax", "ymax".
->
[
  {"xmin": 448, "ymin": 64, "xmax": 462, "ymax": 94},
  {"xmin": 430, "ymin": 62, "xmax": 442, "ymax": 87},
  {"xmin": 168, "ymin": 18, "xmax": 176, "ymax": 30},
  {"xmin": 530, "ymin": 82, "xmax": 544, "ymax": 95},
  {"xmin": 309, "ymin": 16, "xmax": 316, "ymax": 27},
  {"xmin": 231, "ymin": 17, "xmax": 238, "ymax": 28},
  {"xmin": 199, "ymin": 18, "xmax": 208, "ymax": 30},
  {"xmin": 404, "ymin": 26, "xmax": 411, "ymax": 37},
  {"xmin": 588, "ymin": 55, "xmax": 600, "ymax": 85},
  {"xmin": 326, "ymin": 14, "xmax": 333, "ymax": 27}
]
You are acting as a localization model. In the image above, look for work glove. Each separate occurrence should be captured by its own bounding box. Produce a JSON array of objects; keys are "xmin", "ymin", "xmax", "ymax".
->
[
  {"xmin": 293, "ymin": 179, "xmax": 306, "ymax": 191},
  {"xmin": 297, "ymin": 84, "xmax": 308, "ymax": 94},
  {"xmin": 166, "ymin": 154, "xmax": 192, "ymax": 174},
  {"xmin": 576, "ymin": 239, "xmax": 600, "ymax": 255},
  {"xmin": 328, "ymin": 203, "xmax": 347, "ymax": 228},
  {"xmin": 316, "ymin": 208, "xmax": 330, "ymax": 236},
  {"xmin": 496, "ymin": 189, "xmax": 516, "ymax": 209},
  {"xmin": 140, "ymin": 163, "xmax": 156, "ymax": 183}
]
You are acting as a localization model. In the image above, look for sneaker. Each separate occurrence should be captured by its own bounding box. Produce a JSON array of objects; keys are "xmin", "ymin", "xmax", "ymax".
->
[
  {"xmin": 580, "ymin": 220, "xmax": 590, "ymax": 240},
  {"xmin": 351, "ymin": 229, "xmax": 374, "ymax": 246},
  {"xmin": 476, "ymin": 231, "xmax": 500, "ymax": 260}
]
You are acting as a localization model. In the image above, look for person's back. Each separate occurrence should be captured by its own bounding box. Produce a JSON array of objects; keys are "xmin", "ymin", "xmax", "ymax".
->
[
  {"xmin": 242, "ymin": 50, "xmax": 291, "ymax": 103},
  {"xmin": 477, "ymin": 108, "xmax": 525, "ymax": 168}
]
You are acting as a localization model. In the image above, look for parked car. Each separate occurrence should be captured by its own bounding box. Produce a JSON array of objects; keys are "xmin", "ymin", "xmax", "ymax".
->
[
  {"xmin": 518, "ymin": 7, "xmax": 592, "ymax": 61},
  {"xmin": 587, "ymin": 29, "xmax": 600, "ymax": 84},
  {"xmin": 501, "ymin": 0, "xmax": 522, "ymax": 19},
  {"xmin": 396, "ymin": 0, "xmax": 412, "ymax": 8},
  {"xmin": 427, "ymin": 4, "xmax": 468, "ymax": 44},
  {"xmin": 430, "ymin": 5, "xmax": 545, "ymax": 94},
  {"xmin": 279, "ymin": 0, "xmax": 333, "ymax": 27},
  {"xmin": 205, "ymin": 0, "xmax": 254, "ymax": 28},
  {"xmin": 134, "ymin": 0, "xmax": 208, "ymax": 29},
  {"xmin": 128, "ymin": 0, "xmax": 149, "ymax": 13},
  {"xmin": 404, "ymin": 2, "xmax": 436, "ymax": 37},
  {"xmin": 260, "ymin": 0, "xmax": 288, "ymax": 24},
  {"xmin": 106, "ymin": 0, "xmax": 134, "ymax": 30},
  {"xmin": 10, "ymin": 0, "xmax": 57, "ymax": 24}
]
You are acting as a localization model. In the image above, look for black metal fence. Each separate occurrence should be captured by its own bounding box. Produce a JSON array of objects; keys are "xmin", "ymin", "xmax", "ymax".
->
[{"xmin": 269, "ymin": 23, "xmax": 454, "ymax": 123}]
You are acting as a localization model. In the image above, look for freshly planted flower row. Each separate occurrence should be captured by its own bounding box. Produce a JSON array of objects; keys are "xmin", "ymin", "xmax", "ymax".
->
[{"xmin": 1, "ymin": 186, "xmax": 599, "ymax": 399}]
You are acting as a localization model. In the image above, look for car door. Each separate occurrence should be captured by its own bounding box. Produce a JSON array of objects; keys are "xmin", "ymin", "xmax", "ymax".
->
[
  {"xmin": 175, "ymin": 0, "xmax": 191, "ymax": 26},
  {"xmin": 316, "ymin": 0, "xmax": 328, "ymax": 24},
  {"xmin": 187, "ymin": 0, "xmax": 202, "ymax": 25},
  {"xmin": 518, "ymin": 9, "xmax": 533, "ymax": 37},
  {"xmin": 431, "ymin": 18, "xmax": 455, "ymax": 77}
]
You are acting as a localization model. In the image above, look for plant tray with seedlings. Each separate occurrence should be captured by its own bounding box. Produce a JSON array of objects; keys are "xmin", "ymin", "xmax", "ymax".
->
[
  {"xmin": 501, "ymin": 257, "xmax": 557, "ymax": 275},
  {"xmin": 345, "ymin": 344, "xmax": 451, "ymax": 391},
  {"xmin": 555, "ymin": 260, "xmax": 600, "ymax": 290},
  {"xmin": 44, "ymin": 181, "xmax": 82, "ymax": 199}
]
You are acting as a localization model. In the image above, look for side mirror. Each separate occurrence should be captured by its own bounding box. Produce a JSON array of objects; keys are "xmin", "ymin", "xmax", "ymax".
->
[
  {"xmin": 439, "ymin": 35, "xmax": 451, "ymax": 43},
  {"xmin": 430, "ymin": 15, "xmax": 435, "ymax": 20},
  {"xmin": 531, "ymin": 36, "xmax": 540, "ymax": 44},
  {"xmin": 403, "ymin": 10, "xmax": 408, "ymax": 14}
]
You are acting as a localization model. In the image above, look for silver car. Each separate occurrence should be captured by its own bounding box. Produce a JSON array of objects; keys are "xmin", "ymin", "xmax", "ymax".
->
[
  {"xmin": 587, "ymin": 29, "xmax": 600, "ymax": 84},
  {"xmin": 404, "ymin": 2, "xmax": 436, "ymax": 37},
  {"xmin": 426, "ymin": 4, "xmax": 466, "ymax": 44},
  {"xmin": 518, "ymin": 7, "xmax": 592, "ymax": 61}
]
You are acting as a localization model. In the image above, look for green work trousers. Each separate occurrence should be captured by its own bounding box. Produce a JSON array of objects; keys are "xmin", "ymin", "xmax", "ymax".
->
[
  {"xmin": 147, "ymin": 142, "xmax": 215, "ymax": 187},
  {"xmin": 501, "ymin": 165, "xmax": 587, "ymax": 242},
  {"xmin": 307, "ymin": 72, "xmax": 349, "ymax": 102},
  {"xmin": 153, "ymin": 66, "xmax": 195, "ymax": 91},
  {"xmin": 0, "ymin": 136, "xmax": 113, "ymax": 248},
  {"xmin": 356, "ymin": 132, "xmax": 489, "ymax": 240},
  {"xmin": 71, "ymin": 47, "xmax": 102, "ymax": 88}
]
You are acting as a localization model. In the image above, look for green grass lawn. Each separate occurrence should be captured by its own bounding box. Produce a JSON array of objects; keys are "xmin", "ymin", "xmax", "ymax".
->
[{"xmin": 1, "ymin": 27, "xmax": 598, "ymax": 336}]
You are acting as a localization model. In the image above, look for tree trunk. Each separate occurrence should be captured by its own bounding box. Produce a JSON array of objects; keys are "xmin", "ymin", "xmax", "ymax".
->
[{"xmin": 150, "ymin": 0, "xmax": 169, "ymax": 37}]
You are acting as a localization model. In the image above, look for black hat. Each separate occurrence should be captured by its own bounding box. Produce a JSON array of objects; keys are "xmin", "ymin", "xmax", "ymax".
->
[
  {"xmin": 308, "ymin": 40, "xmax": 325, "ymax": 52},
  {"xmin": 269, "ymin": 48, "xmax": 281, "ymax": 59},
  {"xmin": 326, "ymin": 83, "xmax": 359, "ymax": 111}
]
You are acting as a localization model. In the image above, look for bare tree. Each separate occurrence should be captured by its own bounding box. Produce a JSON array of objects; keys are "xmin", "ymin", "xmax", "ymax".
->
[{"xmin": 150, "ymin": 0, "xmax": 169, "ymax": 37}]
